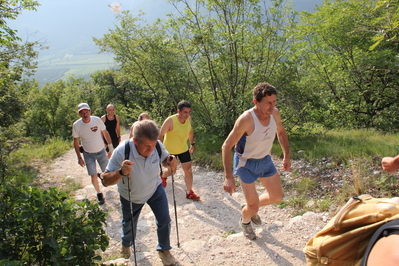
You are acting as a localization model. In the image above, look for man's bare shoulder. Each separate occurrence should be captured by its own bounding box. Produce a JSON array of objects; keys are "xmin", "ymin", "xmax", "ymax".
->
[
  {"xmin": 272, "ymin": 107, "xmax": 282, "ymax": 121},
  {"xmin": 234, "ymin": 110, "xmax": 253, "ymax": 133},
  {"xmin": 238, "ymin": 109, "xmax": 253, "ymax": 122},
  {"xmin": 160, "ymin": 116, "xmax": 173, "ymax": 132}
]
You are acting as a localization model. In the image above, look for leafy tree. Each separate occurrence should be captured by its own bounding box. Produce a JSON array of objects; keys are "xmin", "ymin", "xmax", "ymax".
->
[
  {"xmin": 369, "ymin": 0, "xmax": 399, "ymax": 51},
  {"xmin": 91, "ymin": 69, "xmax": 154, "ymax": 123},
  {"xmin": 0, "ymin": 0, "xmax": 39, "ymax": 45},
  {"xmin": 94, "ymin": 12, "xmax": 189, "ymax": 121},
  {"xmin": 0, "ymin": 0, "xmax": 43, "ymax": 129},
  {"xmin": 23, "ymin": 77, "xmax": 100, "ymax": 140},
  {"xmin": 95, "ymin": 0, "xmax": 298, "ymax": 136},
  {"xmin": 166, "ymin": 0, "xmax": 298, "ymax": 135},
  {"xmin": 291, "ymin": 0, "xmax": 399, "ymax": 131}
]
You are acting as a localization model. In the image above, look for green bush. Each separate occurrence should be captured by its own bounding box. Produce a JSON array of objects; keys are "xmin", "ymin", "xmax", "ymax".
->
[{"xmin": 0, "ymin": 185, "xmax": 109, "ymax": 265}]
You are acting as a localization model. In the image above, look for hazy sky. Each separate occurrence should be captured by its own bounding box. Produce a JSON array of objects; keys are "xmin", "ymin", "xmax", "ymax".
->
[
  {"xmin": 8, "ymin": 0, "xmax": 321, "ymax": 61},
  {"xmin": 8, "ymin": 0, "xmax": 175, "ymax": 53}
]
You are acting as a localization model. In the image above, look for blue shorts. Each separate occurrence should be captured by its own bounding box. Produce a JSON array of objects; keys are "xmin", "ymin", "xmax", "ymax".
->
[
  {"xmin": 234, "ymin": 154, "xmax": 277, "ymax": 184},
  {"xmin": 83, "ymin": 149, "xmax": 108, "ymax": 176}
]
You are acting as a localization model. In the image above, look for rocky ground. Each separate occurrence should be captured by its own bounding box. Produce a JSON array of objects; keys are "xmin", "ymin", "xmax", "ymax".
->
[{"xmin": 39, "ymin": 134, "xmax": 331, "ymax": 266}]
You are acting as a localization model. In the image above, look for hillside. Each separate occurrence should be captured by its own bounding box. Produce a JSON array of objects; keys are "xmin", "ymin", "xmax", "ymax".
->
[{"xmin": 39, "ymin": 134, "xmax": 329, "ymax": 265}]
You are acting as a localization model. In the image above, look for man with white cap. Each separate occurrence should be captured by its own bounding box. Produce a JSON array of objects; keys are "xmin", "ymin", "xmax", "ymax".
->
[{"xmin": 72, "ymin": 103, "xmax": 111, "ymax": 204}]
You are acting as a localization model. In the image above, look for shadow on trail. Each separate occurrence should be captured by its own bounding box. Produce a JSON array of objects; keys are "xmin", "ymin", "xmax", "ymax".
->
[{"xmin": 252, "ymin": 227, "xmax": 306, "ymax": 266}]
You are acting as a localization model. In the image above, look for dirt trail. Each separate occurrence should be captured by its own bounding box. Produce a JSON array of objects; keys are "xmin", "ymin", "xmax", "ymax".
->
[{"xmin": 40, "ymin": 134, "xmax": 329, "ymax": 266}]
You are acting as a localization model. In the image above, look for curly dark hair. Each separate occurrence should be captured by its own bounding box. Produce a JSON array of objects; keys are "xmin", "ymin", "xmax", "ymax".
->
[{"xmin": 253, "ymin": 82, "xmax": 277, "ymax": 102}]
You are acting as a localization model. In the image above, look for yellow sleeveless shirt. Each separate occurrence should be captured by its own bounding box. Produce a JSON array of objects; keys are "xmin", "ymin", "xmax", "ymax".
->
[{"xmin": 163, "ymin": 115, "xmax": 191, "ymax": 155}]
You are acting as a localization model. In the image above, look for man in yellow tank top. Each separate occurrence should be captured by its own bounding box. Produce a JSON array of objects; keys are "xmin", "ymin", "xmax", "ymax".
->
[{"xmin": 159, "ymin": 100, "xmax": 200, "ymax": 201}]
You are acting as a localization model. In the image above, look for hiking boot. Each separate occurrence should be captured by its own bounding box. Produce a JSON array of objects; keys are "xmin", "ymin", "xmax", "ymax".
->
[
  {"xmin": 239, "ymin": 219, "xmax": 256, "ymax": 240},
  {"xmin": 186, "ymin": 190, "xmax": 200, "ymax": 201},
  {"xmin": 121, "ymin": 245, "xmax": 131, "ymax": 259},
  {"xmin": 241, "ymin": 203, "xmax": 262, "ymax": 225},
  {"xmin": 161, "ymin": 177, "xmax": 167, "ymax": 188},
  {"xmin": 158, "ymin": 250, "xmax": 176, "ymax": 265},
  {"xmin": 97, "ymin": 192, "xmax": 105, "ymax": 205}
]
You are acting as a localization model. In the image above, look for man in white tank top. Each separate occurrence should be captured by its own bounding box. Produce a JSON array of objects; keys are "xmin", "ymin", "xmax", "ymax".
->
[{"xmin": 222, "ymin": 82, "xmax": 291, "ymax": 240}]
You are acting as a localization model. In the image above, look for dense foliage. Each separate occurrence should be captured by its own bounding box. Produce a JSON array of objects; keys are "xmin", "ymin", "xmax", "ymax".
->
[{"xmin": 0, "ymin": 186, "xmax": 109, "ymax": 265}]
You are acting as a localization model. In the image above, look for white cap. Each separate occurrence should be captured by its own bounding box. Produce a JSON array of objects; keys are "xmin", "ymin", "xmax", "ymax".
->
[{"xmin": 78, "ymin": 103, "xmax": 90, "ymax": 112}]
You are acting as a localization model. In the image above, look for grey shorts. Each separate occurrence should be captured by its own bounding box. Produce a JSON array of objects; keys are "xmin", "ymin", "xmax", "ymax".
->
[{"xmin": 83, "ymin": 149, "xmax": 108, "ymax": 176}]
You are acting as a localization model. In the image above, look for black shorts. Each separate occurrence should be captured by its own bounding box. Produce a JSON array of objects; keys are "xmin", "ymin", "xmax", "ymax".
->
[
  {"xmin": 173, "ymin": 150, "xmax": 191, "ymax": 163},
  {"xmin": 360, "ymin": 218, "xmax": 399, "ymax": 266}
]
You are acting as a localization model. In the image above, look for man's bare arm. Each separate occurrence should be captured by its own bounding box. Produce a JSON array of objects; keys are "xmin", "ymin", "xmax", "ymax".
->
[
  {"xmin": 222, "ymin": 112, "xmax": 251, "ymax": 195},
  {"xmin": 273, "ymin": 108, "xmax": 291, "ymax": 171},
  {"xmin": 382, "ymin": 156, "xmax": 399, "ymax": 173},
  {"xmin": 116, "ymin": 115, "xmax": 121, "ymax": 139},
  {"xmin": 159, "ymin": 117, "xmax": 173, "ymax": 142},
  {"xmin": 74, "ymin": 138, "xmax": 85, "ymax": 167},
  {"xmin": 102, "ymin": 130, "xmax": 112, "ymax": 146}
]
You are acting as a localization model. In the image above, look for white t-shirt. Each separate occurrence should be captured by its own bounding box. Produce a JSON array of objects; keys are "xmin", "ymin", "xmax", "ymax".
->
[
  {"xmin": 72, "ymin": 116, "xmax": 106, "ymax": 153},
  {"xmin": 106, "ymin": 139, "xmax": 169, "ymax": 204}
]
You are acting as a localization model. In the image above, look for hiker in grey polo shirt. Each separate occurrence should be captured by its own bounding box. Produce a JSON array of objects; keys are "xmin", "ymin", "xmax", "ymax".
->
[{"xmin": 101, "ymin": 120, "xmax": 178, "ymax": 265}]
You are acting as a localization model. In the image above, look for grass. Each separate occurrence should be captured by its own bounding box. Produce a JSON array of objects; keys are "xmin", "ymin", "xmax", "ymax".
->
[
  {"xmin": 10, "ymin": 137, "xmax": 71, "ymax": 163},
  {"xmin": 280, "ymin": 129, "xmax": 399, "ymax": 163},
  {"xmin": 8, "ymin": 137, "xmax": 76, "ymax": 192},
  {"xmin": 193, "ymin": 136, "xmax": 225, "ymax": 171},
  {"xmin": 221, "ymin": 230, "xmax": 237, "ymax": 238}
]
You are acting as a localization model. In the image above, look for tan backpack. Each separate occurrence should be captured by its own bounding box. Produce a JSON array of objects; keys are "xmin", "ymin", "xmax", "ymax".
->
[{"xmin": 303, "ymin": 194, "xmax": 399, "ymax": 266}]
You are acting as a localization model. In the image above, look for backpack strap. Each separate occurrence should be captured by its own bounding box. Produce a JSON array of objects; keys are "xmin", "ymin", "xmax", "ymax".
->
[
  {"xmin": 125, "ymin": 140, "xmax": 130, "ymax": 160},
  {"xmin": 118, "ymin": 140, "xmax": 131, "ymax": 185},
  {"xmin": 156, "ymin": 141, "xmax": 163, "ymax": 177}
]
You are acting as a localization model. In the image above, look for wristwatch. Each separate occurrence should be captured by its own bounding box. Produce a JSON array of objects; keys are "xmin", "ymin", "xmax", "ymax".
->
[
  {"xmin": 119, "ymin": 169, "xmax": 124, "ymax": 176},
  {"xmin": 190, "ymin": 143, "xmax": 195, "ymax": 146}
]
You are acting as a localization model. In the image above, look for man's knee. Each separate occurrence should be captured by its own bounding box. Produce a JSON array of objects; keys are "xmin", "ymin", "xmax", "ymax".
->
[
  {"xmin": 270, "ymin": 191, "xmax": 284, "ymax": 204},
  {"xmin": 182, "ymin": 163, "xmax": 192, "ymax": 174},
  {"xmin": 274, "ymin": 194, "xmax": 284, "ymax": 204},
  {"xmin": 245, "ymin": 203, "xmax": 259, "ymax": 214}
]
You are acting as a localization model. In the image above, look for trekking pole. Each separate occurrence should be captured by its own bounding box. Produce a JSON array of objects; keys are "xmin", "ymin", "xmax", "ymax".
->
[
  {"xmin": 167, "ymin": 157, "xmax": 180, "ymax": 247},
  {"xmin": 127, "ymin": 174, "xmax": 138, "ymax": 265}
]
